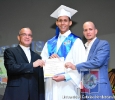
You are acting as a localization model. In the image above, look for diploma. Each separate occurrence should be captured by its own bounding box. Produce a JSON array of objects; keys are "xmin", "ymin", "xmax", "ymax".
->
[{"xmin": 43, "ymin": 58, "xmax": 65, "ymax": 78}]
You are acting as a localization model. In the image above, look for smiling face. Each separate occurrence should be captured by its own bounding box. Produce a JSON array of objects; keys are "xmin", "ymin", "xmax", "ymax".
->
[
  {"xmin": 56, "ymin": 16, "xmax": 72, "ymax": 34},
  {"xmin": 17, "ymin": 28, "xmax": 33, "ymax": 47},
  {"xmin": 83, "ymin": 22, "xmax": 98, "ymax": 43}
]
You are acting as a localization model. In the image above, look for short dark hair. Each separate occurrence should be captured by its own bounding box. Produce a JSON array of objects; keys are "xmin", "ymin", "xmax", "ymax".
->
[
  {"xmin": 57, "ymin": 16, "xmax": 71, "ymax": 21},
  {"xmin": 18, "ymin": 27, "xmax": 31, "ymax": 35}
]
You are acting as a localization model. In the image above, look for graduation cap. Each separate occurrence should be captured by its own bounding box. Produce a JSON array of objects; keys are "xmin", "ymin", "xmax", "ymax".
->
[{"xmin": 50, "ymin": 5, "xmax": 78, "ymax": 19}]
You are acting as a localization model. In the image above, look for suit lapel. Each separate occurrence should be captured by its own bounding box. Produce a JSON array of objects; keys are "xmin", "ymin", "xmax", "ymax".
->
[
  {"xmin": 30, "ymin": 50, "xmax": 35, "ymax": 63},
  {"xmin": 87, "ymin": 38, "xmax": 100, "ymax": 60},
  {"xmin": 16, "ymin": 45, "xmax": 29, "ymax": 62}
]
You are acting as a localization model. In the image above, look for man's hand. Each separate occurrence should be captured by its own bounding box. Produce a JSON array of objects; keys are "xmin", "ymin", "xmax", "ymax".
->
[
  {"xmin": 33, "ymin": 59, "xmax": 45, "ymax": 68},
  {"xmin": 52, "ymin": 75, "xmax": 65, "ymax": 82},
  {"xmin": 65, "ymin": 62, "xmax": 76, "ymax": 70},
  {"xmin": 49, "ymin": 54, "xmax": 59, "ymax": 59}
]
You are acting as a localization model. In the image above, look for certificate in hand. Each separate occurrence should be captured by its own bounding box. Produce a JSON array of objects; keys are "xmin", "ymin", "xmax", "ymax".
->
[{"xmin": 43, "ymin": 58, "xmax": 65, "ymax": 78}]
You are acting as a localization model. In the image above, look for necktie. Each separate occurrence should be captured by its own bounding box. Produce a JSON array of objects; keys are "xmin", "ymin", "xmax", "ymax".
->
[{"xmin": 60, "ymin": 36, "xmax": 65, "ymax": 42}]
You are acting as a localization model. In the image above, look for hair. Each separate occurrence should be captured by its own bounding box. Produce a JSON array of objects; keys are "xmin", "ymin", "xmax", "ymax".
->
[
  {"xmin": 18, "ymin": 27, "xmax": 31, "ymax": 35},
  {"xmin": 57, "ymin": 16, "xmax": 71, "ymax": 21},
  {"xmin": 83, "ymin": 21, "xmax": 97, "ymax": 29}
]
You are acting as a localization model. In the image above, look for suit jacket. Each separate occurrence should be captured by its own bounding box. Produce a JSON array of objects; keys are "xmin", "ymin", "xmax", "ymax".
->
[
  {"xmin": 77, "ymin": 38, "xmax": 114, "ymax": 100},
  {"xmin": 2, "ymin": 45, "xmax": 45, "ymax": 100}
]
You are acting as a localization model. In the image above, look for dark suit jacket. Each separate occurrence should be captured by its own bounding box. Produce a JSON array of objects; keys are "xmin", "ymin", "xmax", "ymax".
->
[{"xmin": 2, "ymin": 45, "xmax": 45, "ymax": 100}]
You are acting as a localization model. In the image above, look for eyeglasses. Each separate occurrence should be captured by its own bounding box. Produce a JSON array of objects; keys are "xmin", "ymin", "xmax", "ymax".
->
[{"xmin": 19, "ymin": 33, "xmax": 32, "ymax": 37}]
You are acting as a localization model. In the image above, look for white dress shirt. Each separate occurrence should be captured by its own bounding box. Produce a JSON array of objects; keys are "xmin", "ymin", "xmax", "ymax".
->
[
  {"xmin": 19, "ymin": 44, "xmax": 31, "ymax": 63},
  {"xmin": 85, "ymin": 37, "xmax": 97, "ymax": 59}
]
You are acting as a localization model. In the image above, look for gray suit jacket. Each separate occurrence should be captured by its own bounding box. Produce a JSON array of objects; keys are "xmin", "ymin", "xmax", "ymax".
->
[{"xmin": 77, "ymin": 38, "xmax": 113, "ymax": 100}]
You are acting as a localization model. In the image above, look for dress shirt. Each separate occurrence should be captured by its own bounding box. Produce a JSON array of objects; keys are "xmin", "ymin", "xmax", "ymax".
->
[
  {"xmin": 56, "ymin": 30, "xmax": 71, "ymax": 52},
  {"xmin": 19, "ymin": 44, "xmax": 31, "ymax": 63},
  {"xmin": 85, "ymin": 37, "xmax": 97, "ymax": 59}
]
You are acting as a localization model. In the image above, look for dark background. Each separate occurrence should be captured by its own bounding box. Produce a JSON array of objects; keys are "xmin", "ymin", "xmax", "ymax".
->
[
  {"xmin": 0, "ymin": 0, "xmax": 115, "ymax": 46},
  {"xmin": 0, "ymin": 0, "xmax": 115, "ymax": 99}
]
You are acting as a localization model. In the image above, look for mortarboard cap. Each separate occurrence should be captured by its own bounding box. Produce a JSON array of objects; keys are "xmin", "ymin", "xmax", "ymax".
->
[{"xmin": 50, "ymin": 5, "xmax": 78, "ymax": 19}]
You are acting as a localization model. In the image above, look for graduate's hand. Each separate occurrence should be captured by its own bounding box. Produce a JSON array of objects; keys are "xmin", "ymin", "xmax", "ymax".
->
[
  {"xmin": 65, "ymin": 62, "xmax": 76, "ymax": 70},
  {"xmin": 52, "ymin": 75, "xmax": 65, "ymax": 82},
  {"xmin": 49, "ymin": 54, "xmax": 59, "ymax": 59}
]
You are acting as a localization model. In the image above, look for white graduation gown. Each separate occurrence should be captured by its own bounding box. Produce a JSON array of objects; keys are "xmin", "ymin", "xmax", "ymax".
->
[{"xmin": 41, "ymin": 32, "xmax": 86, "ymax": 100}]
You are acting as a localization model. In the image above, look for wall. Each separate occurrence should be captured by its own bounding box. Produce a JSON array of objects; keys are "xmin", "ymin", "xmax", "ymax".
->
[{"xmin": 98, "ymin": 33, "xmax": 115, "ymax": 68}]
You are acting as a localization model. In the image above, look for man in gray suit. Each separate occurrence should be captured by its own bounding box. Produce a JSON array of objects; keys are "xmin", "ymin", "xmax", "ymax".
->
[
  {"xmin": 65, "ymin": 21, "xmax": 114, "ymax": 100},
  {"xmin": 3, "ymin": 27, "xmax": 45, "ymax": 100}
]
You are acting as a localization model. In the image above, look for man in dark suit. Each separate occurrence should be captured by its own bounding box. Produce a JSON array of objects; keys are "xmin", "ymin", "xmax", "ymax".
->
[
  {"xmin": 2, "ymin": 27, "xmax": 45, "ymax": 100},
  {"xmin": 65, "ymin": 21, "xmax": 114, "ymax": 100}
]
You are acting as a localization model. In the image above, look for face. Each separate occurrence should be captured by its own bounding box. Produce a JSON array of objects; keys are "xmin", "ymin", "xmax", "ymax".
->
[
  {"xmin": 17, "ymin": 28, "xmax": 33, "ymax": 47},
  {"xmin": 56, "ymin": 16, "xmax": 72, "ymax": 34},
  {"xmin": 83, "ymin": 22, "xmax": 98, "ymax": 42}
]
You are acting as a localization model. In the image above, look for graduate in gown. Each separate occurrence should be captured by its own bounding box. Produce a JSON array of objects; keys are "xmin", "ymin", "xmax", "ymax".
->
[{"xmin": 41, "ymin": 5, "xmax": 86, "ymax": 100}]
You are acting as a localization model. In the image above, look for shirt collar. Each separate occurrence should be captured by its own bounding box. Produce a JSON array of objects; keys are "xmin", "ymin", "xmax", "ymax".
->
[
  {"xmin": 58, "ymin": 30, "xmax": 71, "ymax": 38},
  {"xmin": 85, "ymin": 37, "xmax": 97, "ymax": 48},
  {"xmin": 19, "ymin": 44, "xmax": 30, "ymax": 51}
]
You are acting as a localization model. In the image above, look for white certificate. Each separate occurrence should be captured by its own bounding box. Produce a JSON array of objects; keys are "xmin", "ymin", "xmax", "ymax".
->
[{"xmin": 43, "ymin": 58, "xmax": 65, "ymax": 77}]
